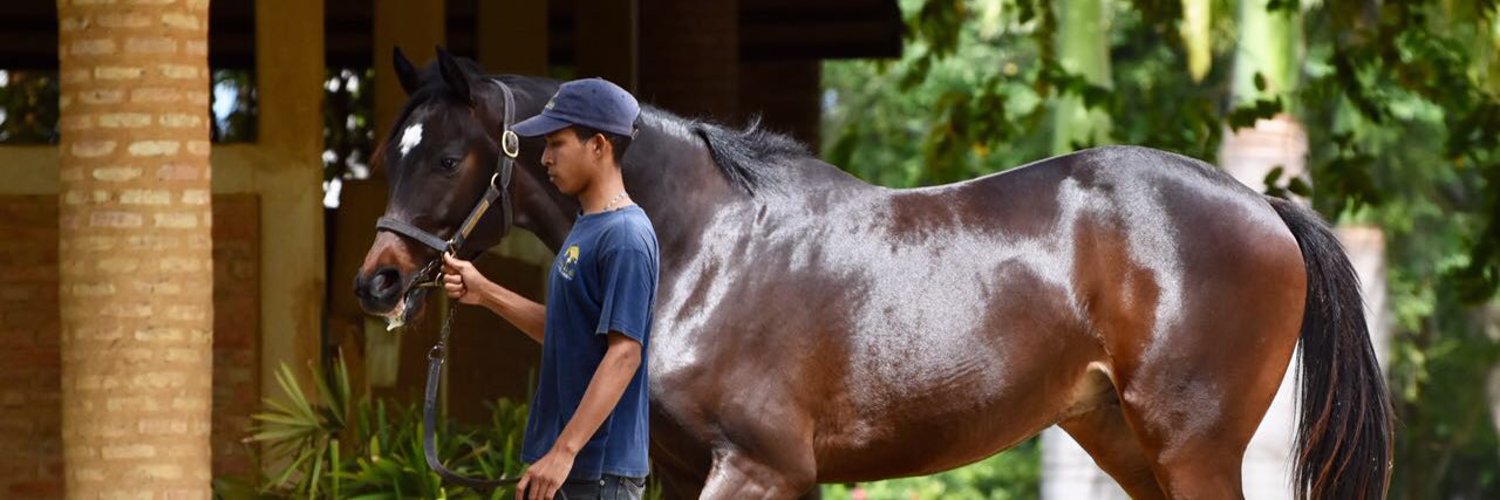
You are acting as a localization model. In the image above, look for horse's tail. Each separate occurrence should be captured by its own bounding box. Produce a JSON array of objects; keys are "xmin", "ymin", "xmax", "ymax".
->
[{"xmin": 1268, "ymin": 197, "xmax": 1393, "ymax": 500}]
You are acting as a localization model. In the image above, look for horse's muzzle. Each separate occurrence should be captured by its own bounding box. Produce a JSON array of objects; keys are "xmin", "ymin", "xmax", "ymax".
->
[{"xmin": 354, "ymin": 265, "xmax": 404, "ymax": 315}]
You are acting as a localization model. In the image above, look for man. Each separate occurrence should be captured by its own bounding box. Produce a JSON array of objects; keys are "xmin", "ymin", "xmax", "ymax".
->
[{"xmin": 442, "ymin": 78, "xmax": 658, "ymax": 500}]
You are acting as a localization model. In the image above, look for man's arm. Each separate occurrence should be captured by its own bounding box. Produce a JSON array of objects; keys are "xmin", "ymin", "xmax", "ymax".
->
[
  {"xmin": 475, "ymin": 281, "xmax": 547, "ymax": 344},
  {"xmin": 442, "ymin": 253, "xmax": 546, "ymax": 343},
  {"xmin": 553, "ymin": 332, "xmax": 642, "ymax": 453},
  {"xmin": 515, "ymin": 332, "xmax": 642, "ymax": 500}
]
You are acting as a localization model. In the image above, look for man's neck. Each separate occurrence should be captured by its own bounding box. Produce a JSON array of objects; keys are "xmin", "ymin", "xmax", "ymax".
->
[{"xmin": 577, "ymin": 170, "xmax": 630, "ymax": 215}]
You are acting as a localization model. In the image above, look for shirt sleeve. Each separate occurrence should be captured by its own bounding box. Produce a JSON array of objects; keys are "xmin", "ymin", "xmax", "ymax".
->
[{"xmin": 594, "ymin": 245, "xmax": 656, "ymax": 343}]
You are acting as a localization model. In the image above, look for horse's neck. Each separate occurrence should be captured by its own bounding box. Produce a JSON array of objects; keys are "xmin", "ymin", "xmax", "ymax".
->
[
  {"xmin": 519, "ymin": 106, "xmax": 870, "ymax": 257},
  {"xmin": 616, "ymin": 115, "xmax": 749, "ymax": 257}
]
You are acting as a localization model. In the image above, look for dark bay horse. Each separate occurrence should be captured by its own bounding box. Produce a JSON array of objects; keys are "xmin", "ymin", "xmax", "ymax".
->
[{"xmin": 355, "ymin": 48, "xmax": 1393, "ymax": 499}]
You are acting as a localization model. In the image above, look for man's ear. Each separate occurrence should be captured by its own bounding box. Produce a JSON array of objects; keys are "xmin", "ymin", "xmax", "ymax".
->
[{"xmin": 593, "ymin": 135, "xmax": 611, "ymax": 159}]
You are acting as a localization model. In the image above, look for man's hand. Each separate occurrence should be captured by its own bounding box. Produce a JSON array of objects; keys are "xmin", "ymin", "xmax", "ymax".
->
[
  {"xmin": 442, "ymin": 253, "xmax": 489, "ymax": 306},
  {"xmin": 440, "ymin": 253, "xmax": 548, "ymax": 342},
  {"xmin": 516, "ymin": 447, "xmax": 576, "ymax": 500}
]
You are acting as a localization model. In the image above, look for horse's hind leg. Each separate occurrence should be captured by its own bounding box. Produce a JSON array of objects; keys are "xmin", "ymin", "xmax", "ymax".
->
[
  {"xmin": 1058, "ymin": 402, "xmax": 1167, "ymax": 499},
  {"xmin": 1108, "ymin": 307, "xmax": 1300, "ymax": 498}
]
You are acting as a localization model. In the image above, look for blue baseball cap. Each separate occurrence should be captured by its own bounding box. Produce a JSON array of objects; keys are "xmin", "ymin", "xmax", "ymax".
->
[{"xmin": 513, "ymin": 78, "xmax": 640, "ymax": 138}]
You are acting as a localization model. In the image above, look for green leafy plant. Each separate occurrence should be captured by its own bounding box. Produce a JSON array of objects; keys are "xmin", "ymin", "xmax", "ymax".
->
[
  {"xmin": 224, "ymin": 358, "xmax": 665, "ymax": 499},
  {"xmin": 822, "ymin": 438, "xmax": 1040, "ymax": 500},
  {"xmin": 231, "ymin": 358, "xmax": 531, "ymax": 499}
]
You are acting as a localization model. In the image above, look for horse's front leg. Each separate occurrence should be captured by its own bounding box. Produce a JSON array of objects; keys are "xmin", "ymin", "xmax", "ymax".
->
[{"xmin": 699, "ymin": 447, "xmax": 816, "ymax": 500}]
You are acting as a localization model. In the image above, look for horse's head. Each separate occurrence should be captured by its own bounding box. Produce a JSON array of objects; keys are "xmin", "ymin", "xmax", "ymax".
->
[{"xmin": 354, "ymin": 47, "xmax": 559, "ymax": 323}]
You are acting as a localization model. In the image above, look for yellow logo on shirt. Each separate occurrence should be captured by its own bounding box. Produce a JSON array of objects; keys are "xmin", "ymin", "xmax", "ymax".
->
[{"xmin": 559, "ymin": 245, "xmax": 580, "ymax": 279}]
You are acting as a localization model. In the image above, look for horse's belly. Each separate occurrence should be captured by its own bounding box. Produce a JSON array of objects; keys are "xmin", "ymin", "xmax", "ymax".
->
[{"xmin": 812, "ymin": 328, "xmax": 1108, "ymax": 482}]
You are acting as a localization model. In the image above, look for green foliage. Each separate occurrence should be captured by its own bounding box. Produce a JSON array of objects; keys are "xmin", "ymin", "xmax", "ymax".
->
[
  {"xmin": 824, "ymin": 0, "xmax": 1500, "ymax": 497},
  {"xmin": 226, "ymin": 358, "xmax": 533, "ymax": 499},
  {"xmin": 821, "ymin": 438, "xmax": 1040, "ymax": 500},
  {"xmin": 0, "ymin": 70, "xmax": 59, "ymax": 143},
  {"xmin": 325, "ymin": 68, "xmax": 377, "ymax": 183}
]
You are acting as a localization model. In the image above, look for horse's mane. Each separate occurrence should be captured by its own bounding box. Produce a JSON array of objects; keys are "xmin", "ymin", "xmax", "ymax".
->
[{"xmin": 680, "ymin": 115, "xmax": 812, "ymax": 196}]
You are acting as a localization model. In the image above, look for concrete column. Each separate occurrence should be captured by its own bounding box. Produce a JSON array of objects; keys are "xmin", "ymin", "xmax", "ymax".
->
[
  {"xmin": 575, "ymin": 0, "xmax": 639, "ymax": 91},
  {"xmin": 1219, "ymin": 114, "xmax": 1309, "ymax": 197},
  {"xmin": 255, "ymin": 0, "xmax": 326, "ymax": 418},
  {"xmin": 374, "ymin": 0, "xmax": 445, "ymax": 139},
  {"xmin": 479, "ymin": 0, "xmax": 548, "ymax": 76},
  {"xmin": 1041, "ymin": 428, "xmax": 1129, "ymax": 500},
  {"xmin": 638, "ymin": 0, "xmax": 738, "ymax": 120},
  {"xmin": 1337, "ymin": 225, "xmax": 1391, "ymax": 373},
  {"xmin": 57, "ymin": 0, "xmax": 214, "ymax": 496}
]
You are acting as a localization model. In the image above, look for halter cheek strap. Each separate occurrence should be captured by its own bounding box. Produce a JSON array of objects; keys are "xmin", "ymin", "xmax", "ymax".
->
[{"xmin": 375, "ymin": 78, "xmax": 520, "ymax": 257}]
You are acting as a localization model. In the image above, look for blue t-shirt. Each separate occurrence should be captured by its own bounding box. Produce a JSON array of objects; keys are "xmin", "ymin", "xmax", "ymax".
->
[{"xmin": 522, "ymin": 205, "xmax": 658, "ymax": 480}]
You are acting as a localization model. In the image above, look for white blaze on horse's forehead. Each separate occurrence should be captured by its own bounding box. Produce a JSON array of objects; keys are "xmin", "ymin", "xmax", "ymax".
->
[{"xmin": 399, "ymin": 123, "xmax": 424, "ymax": 158}]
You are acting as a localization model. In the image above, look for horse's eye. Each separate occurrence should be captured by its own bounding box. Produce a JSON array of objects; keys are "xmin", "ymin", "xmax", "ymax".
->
[{"xmin": 440, "ymin": 157, "xmax": 460, "ymax": 171}]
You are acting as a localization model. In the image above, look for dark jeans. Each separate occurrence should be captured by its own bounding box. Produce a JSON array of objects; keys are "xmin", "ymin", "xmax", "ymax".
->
[{"xmin": 531, "ymin": 474, "xmax": 646, "ymax": 500}]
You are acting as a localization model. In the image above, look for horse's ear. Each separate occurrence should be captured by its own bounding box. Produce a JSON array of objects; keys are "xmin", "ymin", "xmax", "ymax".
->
[
  {"xmin": 392, "ymin": 47, "xmax": 421, "ymax": 96},
  {"xmin": 435, "ymin": 46, "xmax": 473, "ymax": 106}
]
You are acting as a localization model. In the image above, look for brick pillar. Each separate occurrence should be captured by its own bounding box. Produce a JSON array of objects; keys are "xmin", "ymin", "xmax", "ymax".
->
[
  {"xmin": 56, "ymin": 0, "xmax": 214, "ymax": 497},
  {"xmin": 638, "ymin": 0, "xmax": 738, "ymax": 121}
]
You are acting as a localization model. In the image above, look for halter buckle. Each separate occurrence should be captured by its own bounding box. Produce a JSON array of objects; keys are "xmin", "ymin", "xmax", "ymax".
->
[{"xmin": 501, "ymin": 130, "xmax": 520, "ymax": 158}]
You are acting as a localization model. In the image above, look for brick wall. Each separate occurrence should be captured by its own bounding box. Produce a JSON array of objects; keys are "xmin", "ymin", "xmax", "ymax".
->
[
  {"xmin": 209, "ymin": 195, "xmax": 260, "ymax": 482},
  {"xmin": 0, "ymin": 197, "xmax": 64, "ymax": 499},
  {"xmin": 0, "ymin": 194, "xmax": 259, "ymax": 498}
]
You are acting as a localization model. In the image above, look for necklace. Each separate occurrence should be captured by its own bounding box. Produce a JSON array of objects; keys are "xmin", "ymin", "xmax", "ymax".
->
[{"xmin": 604, "ymin": 191, "xmax": 629, "ymax": 212}]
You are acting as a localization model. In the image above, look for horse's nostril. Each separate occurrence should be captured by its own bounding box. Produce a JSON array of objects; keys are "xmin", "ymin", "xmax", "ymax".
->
[{"xmin": 369, "ymin": 267, "xmax": 402, "ymax": 299}]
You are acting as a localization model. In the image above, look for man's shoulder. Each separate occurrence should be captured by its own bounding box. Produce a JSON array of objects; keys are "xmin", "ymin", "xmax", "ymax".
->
[{"xmin": 599, "ymin": 208, "xmax": 657, "ymax": 252}]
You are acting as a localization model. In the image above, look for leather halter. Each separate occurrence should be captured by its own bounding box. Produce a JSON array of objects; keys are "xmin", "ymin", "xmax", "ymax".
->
[{"xmin": 376, "ymin": 78, "xmax": 521, "ymax": 258}]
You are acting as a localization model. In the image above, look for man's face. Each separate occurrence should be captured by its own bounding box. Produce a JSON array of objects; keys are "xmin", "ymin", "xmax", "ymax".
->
[{"xmin": 541, "ymin": 127, "xmax": 602, "ymax": 196}]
